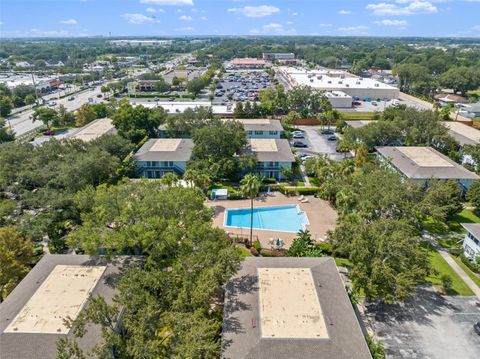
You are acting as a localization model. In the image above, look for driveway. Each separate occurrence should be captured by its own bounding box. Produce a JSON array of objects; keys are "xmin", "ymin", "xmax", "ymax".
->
[
  {"xmin": 297, "ymin": 125, "xmax": 350, "ymax": 161},
  {"xmin": 367, "ymin": 286, "xmax": 480, "ymax": 359}
]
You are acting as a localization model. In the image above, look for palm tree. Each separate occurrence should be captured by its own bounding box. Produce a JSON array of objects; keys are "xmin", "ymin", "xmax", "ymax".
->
[{"xmin": 240, "ymin": 173, "xmax": 262, "ymax": 246}]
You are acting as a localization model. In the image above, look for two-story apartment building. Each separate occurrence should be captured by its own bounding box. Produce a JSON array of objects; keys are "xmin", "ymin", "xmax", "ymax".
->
[
  {"xmin": 461, "ymin": 223, "xmax": 480, "ymax": 261},
  {"xmin": 376, "ymin": 146, "xmax": 480, "ymax": 192},
  {"xmin": 235, "ymin": 119, "xmax": 285, "ymax": 139},
  {"xmin": 246, "ymin": 139, "xmax": 295, "ymax": 180},
  {"xmin": 133, "ymin": 138, "xmax": 193, "ymax": 178}
]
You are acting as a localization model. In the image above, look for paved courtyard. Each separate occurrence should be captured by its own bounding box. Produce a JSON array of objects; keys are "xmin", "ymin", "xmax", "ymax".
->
[
  {"xmin": 205, "ymin": 192, "xmax": 337, "ymax": 249},
  {"xmin": 367, "ymin": 285, "xmax": 480, "ymax": 359}
]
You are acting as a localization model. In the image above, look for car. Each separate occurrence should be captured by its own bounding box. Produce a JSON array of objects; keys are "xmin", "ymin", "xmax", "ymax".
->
[
  {"xmin": 321, "ymin": 129, "xmax": 334, "ymax": 135},
  {"xmin": 327, "ymin": 136, "xmax": 337, "ymax": 141},
  {"xmin": 154, "ymin": 97, "xmax": 159, "ymax": 101},
  {"xmin": 42, "ymin": 130, "xmax": 55, "ymax": 136},
  {"xmin": 168, "ymin": 97, "xmax": 175, "ymax": 101},
  {"xmin": 68, "ymin": 96, "xmax": 75, "ymax": 101},
  {"xmin": 474, "ymin": 322, "xmax": 480, "ymax": 335},
  {"xmin": 292, "ymin": 130, "xmax": 303, "ymax": 135},
  {"xmin": 371, "ymin": 101, "xmax": 378, "ymax": 106},
  {"xmin": 48, "ymin": 102, "xmax": 57, "ymax": 107},
  {"xmin": 96, "ymin": 94, "xmax": 103, "ymax": 98},
  {"xmin": 353, "ymin": 101, "xmax": 362, "ymax": 106},
  {"xmin": 297, "ymin": 152, "xmax": 308, "ymax": 158},
  {"xmin": 293, "ymin": 141, "xmax": 308, "ymax": 148},
  {"xmin": 293, "ymin": 133, "xmax": 304, "ymax": 139}
]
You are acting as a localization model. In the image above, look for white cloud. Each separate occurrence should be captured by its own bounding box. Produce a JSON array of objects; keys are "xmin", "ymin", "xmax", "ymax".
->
[
  {"xmin": 175, "ymin": 26, "xmax": 194, "ymax": 31},
  {"xmin": 366, "ymin": 1, "xmax": 437, "ymax": 16},
  {"xmin": 179, "ymin": 15, "xmax": 193, "ymax": 21},
  {"xmin": 228, "ymin": 5, "xmax": 279, "ymax": 18},
  {"xmin": 200, "ymin": 16, "xmax": 208, "ymax": 20},
  {"xmin": 319, "ymin": 23, "xmax": 333, "ymax": 27},
  {"xmin": 374, "ymin": 19, "xmax": 408, "ymax": 26},
  {"xmin": 338, "ymin": 25, "xmax": 369, "ymax": 33},
  {"xmin": 338, "ymin": 10, "xmax": 351, "ymax": 15},
  {"xmin": 122, "ymin": 13, "xmax": 158, "ymax": 24},
  {"xmin": 146, "ymin": 7, "xmax": 164, "ymax": 13},
  {"xmin": 59, "ymin": 18, "xmax": 78, "ymax": 25},
  {"xmin": 286, "ymin": 21, "xmax": 294, "ymax": 25},
  {"xmin": 140, "ymin": 0, "xmax": 193, "ymax": 5},
  {"xmin": 249, "ymin": 23, "xmax": 296, "ymax": 35}
]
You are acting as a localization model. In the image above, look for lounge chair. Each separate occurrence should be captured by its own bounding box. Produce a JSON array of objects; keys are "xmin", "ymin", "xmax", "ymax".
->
[
  {"xmin": 298, "ymin": 195, "xmax": 305, "ymax": 201},
  {"xmin": 301, "ymin": 198, "xmax": 309, "ymax": 203}
]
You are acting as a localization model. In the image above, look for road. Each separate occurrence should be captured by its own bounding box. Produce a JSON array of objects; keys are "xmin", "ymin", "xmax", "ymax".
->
[{"xmin": 7, "ymin": 85, "xmax": 106, "ymax": 136}]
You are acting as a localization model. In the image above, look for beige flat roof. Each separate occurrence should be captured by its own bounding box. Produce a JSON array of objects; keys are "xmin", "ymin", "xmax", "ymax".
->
[
  {"xmin": 443, "ymin": 121, "xmax": 480, "ymax": 143},
  {"xmin": 258, "ymin": 268, "xmax": 328, "ymax": 339},
  {"xmin": 4, "ymin": 265, "xmax": 106, "ymax": 334},
  {"xmin": 150, "ymin": 138, "xmax": 181, "ymax": 152},
  {"xmin": 398, "ymin": 147, "xmax": 454, "ymax": 168},
  {"xmin": 239, "ymin": 119, "xmax": 271, "ymax": 125},
  {"xmin": 73, "ymin": 118, "xmax": 115, "ymax": 142},
  {"xmin": 250, "ymin": 139, "xmax": 278, "ymax": 152}
]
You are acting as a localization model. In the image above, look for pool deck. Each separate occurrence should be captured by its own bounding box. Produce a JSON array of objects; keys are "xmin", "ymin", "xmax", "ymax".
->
[{"xmin": 206, "ymin": 193, "xmax": 338, "ymax": 249}]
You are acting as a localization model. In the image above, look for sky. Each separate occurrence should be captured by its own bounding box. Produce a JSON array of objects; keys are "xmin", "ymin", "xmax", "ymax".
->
[{"xmin": 0, "ymin": 0, "xmax": 479, "ymax": 38}]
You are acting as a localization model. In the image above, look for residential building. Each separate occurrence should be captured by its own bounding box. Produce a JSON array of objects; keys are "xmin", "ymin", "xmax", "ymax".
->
[
  {"xmin": 442, "ymin": 121, "xmax": 480, "ymax": 146},
  {"xmin": 0, "ymin": 254, "xmax": 132, "ymax": 359},
  {"xmin": 376, "ymin": 146, "xmax": 480, "ymax": 191},
  {"xmin": 133, "ymin": 138, "xmax": 193, "ymax": 178},
  {"xmin": 246, "ymin": 139, "xmax": 295, "ymax": 180},
  {"xmin": 71, "ymin": 118, "xmax": 116, "ymax": 142},
  {"xmin": 277, "ymin": 66, "xmax": 399, "ymax": 100},
  {"xmin": 222, "ymin": 257, "xmax": 371, "ymax": 359},
  {"xmin": 461, "ymin": 224, "xmax": 480, "ymax": 260},
  {"xmin": 232, "ymin": 118, "xmax": 284, "ymax": 139}
]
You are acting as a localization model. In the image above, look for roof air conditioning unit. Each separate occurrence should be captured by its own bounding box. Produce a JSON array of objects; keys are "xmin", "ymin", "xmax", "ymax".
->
[
  {"xmin": 338, "ymin": 81, "xmax": 343, "ymax": 84},
  {"xmin": 328, "ymin": 80, "xmax": 332, "ymax": 84},
  {"xmin": 375, "ymin": 83, "xmax": 379, "ymax": 87},
  {"xmin": 346, "ymin": 84, "xmax": 350, "ymax": 87},
  {"xmin": 356, "ymin": 81, "xmax": 361, "ymax": 85},
  {"xmin": 341, "ymin": 74, "xmax": 345, "ymax": 79}
]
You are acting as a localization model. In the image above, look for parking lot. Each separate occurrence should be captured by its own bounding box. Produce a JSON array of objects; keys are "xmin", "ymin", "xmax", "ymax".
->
[
  {"xmin": 367, "ymin": 286, "xmax": 480, "ymax": 359},
  {"xmin": 292, "ymin": 125, "xmax": 350, "ymax": 161},
  {"xmin": 212, "ymin": 70, "xmax": 273, "ymax": 105}
]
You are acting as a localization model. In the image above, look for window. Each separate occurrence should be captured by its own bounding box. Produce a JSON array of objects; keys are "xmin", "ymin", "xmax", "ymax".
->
[
  {"xmin": 254, "ymin": 131, "xmax": 263, "ymax": 135},
  {"xmin": 152, "ymin": 161, "xmax": 158, "ymax": 167},
  {"xmin": 146, "ymin": 161, "xmax": 152, "ymax": 167},
  {"xmin": 269, "ymin": 131, "xmax": 277, "ymax": 135}
]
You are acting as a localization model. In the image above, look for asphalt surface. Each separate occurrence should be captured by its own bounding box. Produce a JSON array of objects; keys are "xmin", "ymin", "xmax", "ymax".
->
[
  {"xmin": 294, "ymin": 125, "xmax": 350, "ymax": 161},
  {"xmin": 367, "ymin": 286, "xmax": 480, "ymax": 359}
]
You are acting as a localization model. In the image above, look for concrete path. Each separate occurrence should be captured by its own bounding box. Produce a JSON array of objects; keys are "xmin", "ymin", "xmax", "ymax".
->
[{"xmin": 426, "ymin": 235, "xmax": 480, "ymax": 300}]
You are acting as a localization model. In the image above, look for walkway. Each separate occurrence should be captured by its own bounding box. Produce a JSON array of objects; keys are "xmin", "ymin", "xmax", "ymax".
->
[{"xmin": 425, "ymin": 234, "xmax": 480, "ymax": 300}]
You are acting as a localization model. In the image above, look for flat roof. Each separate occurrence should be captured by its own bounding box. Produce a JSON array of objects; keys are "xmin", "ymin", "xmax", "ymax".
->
[
  {"xmin": 0, "ymin": 255, "xmax": 133, "ymax": 359},
  {"xmin": 247, "ymin": 139, "xmax": 295, "ymax": 163},
  {"xmin": 232, "ymin": 58, "xmax": 267, "ymax": 65},
  {"xmin": 224, "ymin": 118, "xmax": 284, "ymax": 132},
  {"xmin": 72, "ymin": 118, "xmax": 116, "ymax": 142},
  {"xmin": 345, "ymin": 120, "xmax": 374, "ymax": 129},
  {"xmin": 5, "ymin": 265, "xmax": 105, "ymax": 334},
  {"xmin": 442, "ymin": 121, "xmax": 480, "ymax": 146},
  {"xmin": 133, "ymin": 138, "xmax": 194, "ymax": 162},
  {"xmin": 376, "ymin": 146, "xmax": 479, "ymax": 180},
  {"xmin": 258, "ymin": 268, "xmax": 328, "ymax": 339},
  {"xmin": 222, "ymin": 257, "xmax": 371, "ymax": 359}
]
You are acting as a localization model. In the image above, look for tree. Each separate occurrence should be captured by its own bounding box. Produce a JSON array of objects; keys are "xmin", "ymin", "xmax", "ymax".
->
[
  {"xmin": 440, "ymin": 274, "xmax": 453, "ymax": 293},
  {"xmin": 160, "ymin": 172, "xmax": 179, "ymax": 187},
  {"xmin": 0, "ymin": 227, "xmax": 35, "ymax": 302},
  {"xmin": 183, "ymin": 169, "xmax": 211, "ymax": 192},
  {"xmin": 75, "ymin": 103, "xmax": 97, "ymax": 127},
  {"xmin": 186, "ymin": 78, "xmax": 206, "ymax": 97},
  {"xmin": 286, "ymin": 230, "xmax": 322, "ymax": 257},
  {"xmin": 355, "ymin": 143, "xmax": 369, "ymax": 168},
  {"xmin": 0, "ymin": 96, "xmax": 12, "ymax": 118},
  {"xmin": 421, "ymin": 180, "xmax": 462, "ymax": 221},
  {"xmin": 57, "ymin": 104, "xmax": 75, "ymax": 126},
  {"xmin": 467, "ymin": 180, "xmax": 480, "ymax": 215},
  {"xmin": 0, "ymin": 118, "xmax": 14, "ymax": 143},
  {"xmin": 32, "ymin": 107, "xmax": 58, "ymax": 129},
  {"xmin": 240, "ymin": 173, "xmax": 262, "ymax": 246}
]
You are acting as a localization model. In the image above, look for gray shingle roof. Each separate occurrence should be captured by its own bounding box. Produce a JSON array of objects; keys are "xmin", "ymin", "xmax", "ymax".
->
[
  {"xmin": 376, "ymin": 146, "xmax": 479, "ymax": 180},
  {"xmin": 0, "ymin": 255, "xmax": 134, "ymax": 359},
  {"xmin": 461, "ymin": 223, "xmax": 480, "ymax": 239},
  {"xmin": 246, "ymin": 139, "xmax": 295, "ymax": 163},
  {"xmin": 222, "ymin": 257, "xmax": 372, "ymax": 359},
  {"xmin": 133, "ymin": 138, "xmax": 194, "ymax": 162}
]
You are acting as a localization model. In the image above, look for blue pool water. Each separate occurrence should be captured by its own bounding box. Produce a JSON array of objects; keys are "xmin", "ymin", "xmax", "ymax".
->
[{"xmin": 224, "ymin": 205, "xmax": 308, "ymax": 233}]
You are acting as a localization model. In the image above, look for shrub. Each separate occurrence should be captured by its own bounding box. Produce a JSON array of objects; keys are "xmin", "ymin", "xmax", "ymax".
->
[
  {"xmin": 315, "ymin": 242, "xmax": 333, "ymax": 255},
  {"xmin": 366, "ymin": 336, "xmax": 385, "ymax": 359},
  {"xmin": 250, "ymin": 247, "xmax": 259, "ymax": 256},
  {"xmin": 263, "ymin": 177, "xmax": 277, "ymax": 184},
  {"xmin": 253, "ymin": 240, "xmax": 262, "ymax": 251},
  {"xmin": 259, "ymin": 249, "xmax": 284, "ymax": 257},
  {"xmin": 440, "ymin": 274, "xmax": 453, "ymax": 293},
  {"xmin": 459, "ymin": 253, "xmax": 480, "ymax": 273}
]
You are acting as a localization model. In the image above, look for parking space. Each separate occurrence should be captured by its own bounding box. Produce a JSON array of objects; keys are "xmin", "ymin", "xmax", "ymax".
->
[
  {"xmin": 212, "ymin": 70, "xmax": 273, "ymax": 105},
  {"xmin": 367, "ymin": 286, "xmax": 480, "ymax": 359},
  {"xmin": 294, "ymin": 125, "xmax": 350, "ymax": 161}
]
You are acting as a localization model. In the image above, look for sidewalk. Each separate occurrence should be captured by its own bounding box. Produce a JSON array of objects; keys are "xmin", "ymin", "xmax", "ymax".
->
[{"xmin": 427, "ymin": 235, "xmax": 480, "ymax": 300}]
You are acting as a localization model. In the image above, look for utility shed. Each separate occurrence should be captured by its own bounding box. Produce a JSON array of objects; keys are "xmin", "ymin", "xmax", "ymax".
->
[
  {"xmin": 222, "ymin": 257, "xmax": 371, "ymax": 359},
  {"xmin": 0, "ymin": 255, "xmax": 134, "ymax": 359}
]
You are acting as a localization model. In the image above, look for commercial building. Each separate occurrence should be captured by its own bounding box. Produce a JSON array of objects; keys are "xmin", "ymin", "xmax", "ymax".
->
[
  {"xmin": 246, "ymin": 139, "xmax": 295, "ymax": 180},
  {"xmin": 0, "ymin": 254, "xmax": 132, "ymax": 359},
  {"xmin": 461, "ymin": 224, "xmax": 480, "ymax": 261},
  {"xmin": 376, "ymin": 146, "xmax": 479, "ymax": 191},
  {"xmin": 442, "ymin": 121, "xmax": 480, "ymax": 146},
  {"xmin": 222, "ymin": 257, "xmax": 371, "ymax": 359},
  {"xmin": 234, "ymin": 118, "xmax": 284, "ymax": 139},
  {"xmin": 262, "ymin": 52, "xmax": 295, "ymax": 61},
  {"xmin": 229, "ymin": 58, "xmax": 268, "ymax": 69},
  {"xmin": 109, "ymin": 39, "xmax": 173, "ymax": 46},
  {"xmin": 133, "ymin": 138, "xmax": 193, "ymax": 178},
  {"xmin": 277, "ymin": 66, "xmax": 399, "ymax": 101},
  {"xmin": 324, "ymin": 91, "xmax": 353, "ymax": 108},
  {"xmin": 71, "ymin": 118, "xmax": 116, "ymax": 142}
]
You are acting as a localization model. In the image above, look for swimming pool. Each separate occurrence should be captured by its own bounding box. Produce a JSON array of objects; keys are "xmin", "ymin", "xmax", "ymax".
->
[{"xmin": 224, "ymin": 205, "xmax": 309, "ymax": 233}]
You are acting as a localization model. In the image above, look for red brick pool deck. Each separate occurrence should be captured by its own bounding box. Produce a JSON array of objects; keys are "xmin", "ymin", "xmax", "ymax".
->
[{"xmin": 205, "ymin": 193, "xmax": 338, "ymax": 249}]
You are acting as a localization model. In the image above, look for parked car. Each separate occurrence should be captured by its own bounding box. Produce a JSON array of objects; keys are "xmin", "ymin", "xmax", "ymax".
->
[
  {"xmin": 297, "ymin": 152, "xmax": 308, "ymax": 158},
  {"xmin": 371, "ymin": 101, "xmax": 378, "ymax": 106},
  {"xmin": 96, "ymin": 94, "xmax": 103, "ymax": 98},
  {"xmin": 42, "ymin": 130, "xmax": 55, "ymax": 136},
  {"xmin": 353, "ymin": 101, "xmax": 362, "ymax": 106},
  {"xmin": 327, "ymin": 136, "xmax": 337, "ymax": 141},
  {"xmin": 293, "ymin": 141, "xmax": 308, "ymax": 148},
  {"xmin": 474, "ymin": 322, "xmax": 480, "ymax": 335},
  {"xmin": 321, "ymin": 129, "xmax": 334, "ymax": 135},
  {"xmin": 48, "ymin": 102, "xmax": 57, "ymax": 107},
  {"xmin": 68, "ymin": 96, "xmax": 75, "ymax": 101},
  {"xmin": 293, "ymin": 133, "xmax": 304, "ymax": 139}
]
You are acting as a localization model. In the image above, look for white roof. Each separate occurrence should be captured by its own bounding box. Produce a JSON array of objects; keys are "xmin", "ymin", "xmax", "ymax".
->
[{"xmin": 132, "ymin": 101, "xmax": 233, "ymax": 115}]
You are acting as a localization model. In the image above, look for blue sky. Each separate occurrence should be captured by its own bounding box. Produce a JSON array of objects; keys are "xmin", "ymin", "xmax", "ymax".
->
[{"xmin": 1, "ymin": 0, "xmax": 479, "ymax": 38}]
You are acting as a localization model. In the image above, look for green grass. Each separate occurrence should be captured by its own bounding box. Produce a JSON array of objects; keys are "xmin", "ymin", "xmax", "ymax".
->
[
  {"xmin": 335, "ymin": 257, "xmax": 353, "ymax": 267},
  {"xmin": 422, "ymin": 217, "xmax": 451, "ymax": 235},
  {"xmin": 438, "ymin": 237, "xmax": 463, "ymax": 249},
  {"xmin": 237, "ymin": 246, "xmax": 252, "ymax": 257},
  {"xmin": 339, "ymin": 112, "xmax": 378, "ymax": 121},
  {"xmin": 466, "ymin": 89, "xmax": 480, "ymax": 96},
  {"xmin": 450, "ymin": 254, "xmax": 480, "ymax": 289},
  {"xmin": 423, "ymin": 209, "xmax": 480, "ymax": 235},
  {"xmin": 421, "ymin": 242, "xmax": 474, "ymax": 296}
]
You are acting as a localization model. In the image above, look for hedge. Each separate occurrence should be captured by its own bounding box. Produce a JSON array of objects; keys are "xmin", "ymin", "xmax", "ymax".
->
[
  {"xmin": 459, "ymin": 253, "xmax": 480, "ymax": 273},
  {"xmin": 277, "ymin": 185, "xmax": 319, "ymax": 196},
  {"xmin": 259, "ymin": 249, "xmax": 285, "ymax": 257}
]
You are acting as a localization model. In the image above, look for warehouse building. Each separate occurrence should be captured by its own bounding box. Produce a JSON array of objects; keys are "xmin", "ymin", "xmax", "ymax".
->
[
  {"xmin": 0, "ymin": 255, "xmax": 132, "ymax": 359},
  {"xmin": 222, "ymin": 257, "xmax": 371, "ymax": 359},
  {"xmin": 277, "ymin": 66, "xmax": 399, "ymax": 101}
]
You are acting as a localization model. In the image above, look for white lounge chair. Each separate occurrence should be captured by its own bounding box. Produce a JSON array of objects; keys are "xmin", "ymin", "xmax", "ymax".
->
[
  {"xmin": 298, "ymin": 195, "xmax": 305, "ymax": 201},
  {"xmin": 301, "ymin": 198, "xmax": 309, "ymax": 203}
]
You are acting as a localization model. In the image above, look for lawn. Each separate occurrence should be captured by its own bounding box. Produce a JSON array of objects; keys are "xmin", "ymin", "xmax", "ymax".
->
[
  {"xmin": 339, "ymin": 112, "xmax": 379, "ymax": 121},
  {"xmin": 450, "ymin": 254, "xmax": 480, "ymax": 289},
  {"xmin": 335, "ymin": 257, "xmax": 353, "ymax": 267},
  {"xmin": 421, "ymin": 242, "xmax": 474, "ymax": 296},
  {"xmin": 438, "ymin": 236, "xmax": 463, "ymax": 249},
  {"xmin": 423, "ymin": 209, "xmax": 480, "ymax": 235}
]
